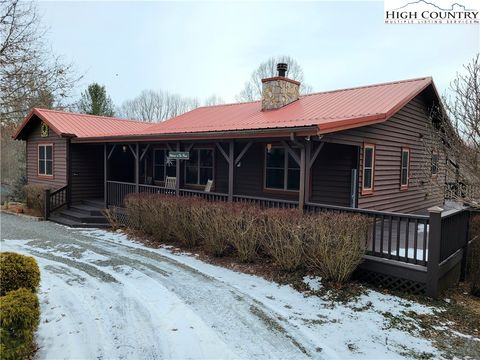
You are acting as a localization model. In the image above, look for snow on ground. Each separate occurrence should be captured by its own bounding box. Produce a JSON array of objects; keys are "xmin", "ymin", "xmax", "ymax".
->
[{"xmin": 0, "ymin": 213, "xmax": 463, "ymax": 359}]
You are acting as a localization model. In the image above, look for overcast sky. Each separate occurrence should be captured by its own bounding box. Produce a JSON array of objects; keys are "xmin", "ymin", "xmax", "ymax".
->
[{"xmin": 38, "ymin": 1, "xmax": 479, "ymax": 106}]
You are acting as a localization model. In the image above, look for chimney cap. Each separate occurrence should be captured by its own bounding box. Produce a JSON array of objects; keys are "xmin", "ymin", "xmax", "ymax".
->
[{"xmin": 277, "ymin": 63, "xmax": 288, "ymax": 77}]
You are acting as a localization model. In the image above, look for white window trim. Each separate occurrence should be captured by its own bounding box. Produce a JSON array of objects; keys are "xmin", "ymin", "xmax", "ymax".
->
[
  {"xmin": 362, "ymin": 144, "xmax": 375, "ymax": 194},
  {"xmin": 400, "ymin": 148, "xmax": 410, "ymax": 189}
]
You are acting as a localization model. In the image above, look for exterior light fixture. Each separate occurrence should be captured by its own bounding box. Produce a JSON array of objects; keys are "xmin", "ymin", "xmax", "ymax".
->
[
  {"xmin": 122, "ymin": 145, "xmax": 127, "ymax": 153},
  {"xmin": 266, "ymin": 143, "xmax": 272, "ymax": 153}
]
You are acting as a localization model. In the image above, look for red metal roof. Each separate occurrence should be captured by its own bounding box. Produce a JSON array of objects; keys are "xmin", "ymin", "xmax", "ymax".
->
[
  {"xmin": 140, "ymin": 77, "xmax": 433, "ymax": 137},
  {"xmin": 14, "ymin": 77, "xmax": 436, "ymax": 141},
  {"xmin": 13, "ymin": 108, "xmax": 152, "ymax": 140}
]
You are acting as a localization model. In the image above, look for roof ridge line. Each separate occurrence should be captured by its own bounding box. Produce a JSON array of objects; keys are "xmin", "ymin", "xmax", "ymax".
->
[{"xmin": 300, "ymin": 76, "xmax": 432, "ymax": 98}]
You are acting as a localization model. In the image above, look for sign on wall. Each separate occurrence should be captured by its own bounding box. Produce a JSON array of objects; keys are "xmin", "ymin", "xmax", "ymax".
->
[
  {"xmin": 168, "ymin": 151, "xmax": 190, "ymax": 160},
  {"xmin": 40, "ymin": 122, "xmax": 49, "ymax": 137}
]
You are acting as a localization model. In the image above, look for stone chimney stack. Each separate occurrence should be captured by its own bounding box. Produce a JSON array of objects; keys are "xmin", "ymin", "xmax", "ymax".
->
[{"xmin": 261, "ymin": 63, "xmax": 300, "ymax": 111}]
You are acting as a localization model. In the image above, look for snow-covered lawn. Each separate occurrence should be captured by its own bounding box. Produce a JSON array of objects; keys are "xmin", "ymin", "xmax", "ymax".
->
[{"xmin": 1, "ymin": 213, "xmax": 477, "ymax": 359}]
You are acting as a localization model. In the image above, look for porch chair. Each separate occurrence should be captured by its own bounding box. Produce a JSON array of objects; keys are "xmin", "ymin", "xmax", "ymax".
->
[
  {"xmin": 204, "ymin": 179, "xmax": 213, "ymax": 193},
  {"xmin": 165, "ymin": 176, "xmax": 177, "ymax": 195}
]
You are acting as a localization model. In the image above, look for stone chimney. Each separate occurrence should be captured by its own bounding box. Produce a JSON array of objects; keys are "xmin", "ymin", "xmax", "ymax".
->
[{"xmin": 261, "ymin": 63, "xmax": 300, "ymax": 111}]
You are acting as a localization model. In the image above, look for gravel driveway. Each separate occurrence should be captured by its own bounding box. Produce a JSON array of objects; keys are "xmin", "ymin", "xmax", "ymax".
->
[{"xmin": 0, "ymin": 213, "xmax": 441, "ymax": 360}]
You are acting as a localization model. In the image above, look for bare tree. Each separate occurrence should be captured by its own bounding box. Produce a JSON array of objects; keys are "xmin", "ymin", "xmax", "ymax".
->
[
  {"xmin": 118, "ymin": 90, "xmax": 199, "ymax": 122},
  {"xmin": 203, "ymin": 94, "xmax": 225, "ymax": 106},
  {"xmin": 235, "ymin": 56, "xmax": 313, "ymax": 102},
  {"xmin": 424, "ymin": 54, "xmax": 480, "ymax": 208},
  {"xmin": 0, "ymin": 0, "xmax": 78, "ymax": 124},
  {"xmin": 0, "ymin": 0, "xmax": 78, "ymax": 187}
]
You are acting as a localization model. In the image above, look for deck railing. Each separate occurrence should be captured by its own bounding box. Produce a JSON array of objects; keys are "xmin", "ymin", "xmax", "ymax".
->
[
  {"xmin": 445, "ymin": 182, "xmax": 480, "ymax": 202},
  {"xmin": 439, "ymin": 208, "xmax": 470, "ymax": 262},
  {"xmin": 305, "ymin": 202, "xmax": 429, "ymax": 265},
  {"xmin": 105, "ymin": 180, "xmax": 474, "ymax": 297}
]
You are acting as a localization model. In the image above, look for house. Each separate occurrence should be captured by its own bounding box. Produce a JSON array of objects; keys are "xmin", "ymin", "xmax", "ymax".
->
[
  {"xmin": 15, "ymin": 64, "xmax": 473, "ymax": 297},
  {"xmin": 14, "ymin": 65, "xmax": 445, "ymax": 215}
]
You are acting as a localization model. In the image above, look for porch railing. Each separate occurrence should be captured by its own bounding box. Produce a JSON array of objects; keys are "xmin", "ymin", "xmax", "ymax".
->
[
  {"xmin": 305, "ymin": 202, "xmax": 429, "ymax": 265},
  {"xmin": 179, "ymin": 188, "xmax": 229, "ymax": 202},
  {"xmin": 233, "ymin": 194, "xmax": 298, "ymax": 209},
  {"xmin": 107, "ymin": 181, "xmax": 136, "ymax": 207}
]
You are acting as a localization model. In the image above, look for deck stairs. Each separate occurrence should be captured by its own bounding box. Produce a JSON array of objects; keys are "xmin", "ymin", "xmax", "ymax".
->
[{"xmin": 49, "ymin": 199, "xmax": 110, "ymax": 228}]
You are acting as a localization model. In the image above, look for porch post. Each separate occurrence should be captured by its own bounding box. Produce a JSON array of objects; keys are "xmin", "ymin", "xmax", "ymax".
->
[
  {"xmin": 299, "ymin": 144, "xmax": 306, "ymax": 211},
  {"xmin": 135, "ymin": 143, "xmax": 139, "ymax": 193},
  {"xmin": 305, "ymin": 141, "xmax": 311, "ymax": 205},
  {"xmin": 175, "ymin": 142, "xmax": 180, "ymax": 196},
  {"xmin": 228, "ymin": 141, "xmax": 234, "ymax": 202},
  {"xmin": 104, "ymin": 144, "xmax": 107, "ymax": 208}
]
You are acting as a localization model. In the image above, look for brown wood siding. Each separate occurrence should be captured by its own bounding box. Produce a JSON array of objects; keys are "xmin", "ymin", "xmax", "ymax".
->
[
  {"xmin": 310, "ymin": 143, "xmax": 358, "ymax": 207},
  {"xmin": 70, "ymin": 144, "xmax": 104, "ymax": 203},
  {"xmin": 234, "ymin": 142, "xmax": 299, "ymax": 201},
  {"xmin": 26, "ymin": 119, "xmax": 67, "ymax": 189},
  {"xmin": 324, "ymin": 93, "xmax": 445, "ymax": 213}
]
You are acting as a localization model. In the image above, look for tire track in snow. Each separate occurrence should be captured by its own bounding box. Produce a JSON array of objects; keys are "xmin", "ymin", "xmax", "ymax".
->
[{"xmin": 1, "ymin": 214, "xmax": 321, "ymax": 359}]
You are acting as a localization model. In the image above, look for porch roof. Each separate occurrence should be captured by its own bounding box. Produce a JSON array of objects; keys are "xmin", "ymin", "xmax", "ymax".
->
[{"xmin": 14, "ymin": 77, "xmax": 437, "ymax": 142}]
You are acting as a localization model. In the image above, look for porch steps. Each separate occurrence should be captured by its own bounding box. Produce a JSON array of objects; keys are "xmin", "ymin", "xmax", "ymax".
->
[{"xmin": 49, "ymin": 199, "xmax": 110, "ymax": 228}]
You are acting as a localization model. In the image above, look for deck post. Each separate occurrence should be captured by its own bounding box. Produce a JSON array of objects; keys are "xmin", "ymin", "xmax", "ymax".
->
[
  {"xmin": 175, "ymin": 142, "xmax": 180, "ymax": 196},
  {"xmin": 228, "ymin": 141, "xmax": 234, "ymax": 202},
  {"xmin": 135, "ymin": 143, "xmax": 139, "ymax": 194},
  {"xmin": 299, "ymin": 144, "xmax": 306, "ymax": 211},
  {"xmin": 104, "ymin": 144, "xmax": 107, "ymax": 208},
  {"xmin": 426, "ymin": 206, "xmax": 443, "ymax": 298}
]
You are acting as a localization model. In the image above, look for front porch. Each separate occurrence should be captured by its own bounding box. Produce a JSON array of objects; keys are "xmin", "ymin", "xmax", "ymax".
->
[{"xmin": 102, "ymin": 139, "xmax": 360, "ymax": 210}]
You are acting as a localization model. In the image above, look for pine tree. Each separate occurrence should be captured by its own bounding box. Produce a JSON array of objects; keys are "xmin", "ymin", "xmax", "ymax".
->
[{"xmin": 78, "ymin": 83, "xmax": 115, "ymax": 116}]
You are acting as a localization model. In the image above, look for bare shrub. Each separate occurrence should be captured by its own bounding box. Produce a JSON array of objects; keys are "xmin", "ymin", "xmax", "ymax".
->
[
  {"xmin": 261, "ymin": 209, "xmax": 305, "ymax": 271},
  {"xmin": 304, "ymin": 212, "xmax": 369, "ymax": 284},
  {"xmin": 196, "ymin": 203, "xmax": 232, "ymax": 256},
  {"xmin": 102, "ymin": 207, "xmax": 122, "ymax": 231},
  {"xmin": 23, "ymin": 184, "xmax": 48, "ymax": 214},
  {"xmin": 170, "ymin": 197, "xmax": 203, "ymax": 248},
  {"xmin": 228, "ymin": 204, "xmax": 263, "ymax": 262},
  {"xmin": 125, "ymin": 194, "xmax": 176, "ymax": 243}
]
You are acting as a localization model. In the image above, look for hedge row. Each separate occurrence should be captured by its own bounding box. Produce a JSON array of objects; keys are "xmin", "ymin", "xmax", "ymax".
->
[
  {"xmin": 0, "ymin": 252, "xmax": 41, "ymax": 360},
  {"xmin": 124, "ymin": 194, "xmax": 370, "ymax": 283}
]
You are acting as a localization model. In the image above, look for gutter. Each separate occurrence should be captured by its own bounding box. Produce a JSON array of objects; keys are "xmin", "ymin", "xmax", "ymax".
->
[{"xmin": 70, "ymin": 125, "xmax": 321, "ymax": 143}]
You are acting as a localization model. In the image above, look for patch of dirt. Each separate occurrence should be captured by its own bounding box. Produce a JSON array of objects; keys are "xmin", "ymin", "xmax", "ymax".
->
[{"xmin": 1, "ymin": 202, "xmax": 42, "ymax": 217}]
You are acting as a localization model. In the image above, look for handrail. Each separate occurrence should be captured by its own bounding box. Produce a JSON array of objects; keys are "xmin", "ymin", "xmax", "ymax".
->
[
  {"xmin": 305, "ymin": 201, "xmax": 429, "ymax": 220},
  {"xmin": 234, "ymin": 194, "xmax": 299, "ymax": 205}
]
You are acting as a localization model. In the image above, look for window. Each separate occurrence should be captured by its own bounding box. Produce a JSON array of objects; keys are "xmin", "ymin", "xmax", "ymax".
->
[
  {"xmin": 38, "ymin": 144, "xmax": 53, "ymax": 176},
  {"xmin": 265, "ymin": 146, "xmax": 300, "ymax": 191},
  {"xmin": 153, "ymin": 149, "xmax": 176, "ymax": 182},
  {"xmin": 400, "ymin": 148, "xmax": 410, "ymax": 189},
  {"xmin": 362, "ymin": 144, "xmax": 375, "ymax": 194},
  {"xmin": 185, "ymin": 148, "xmax": 214, "ymax": 185},
  {"xmin": 431, "ymin": 153, "xmax": 439, "ymax": 175}
]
